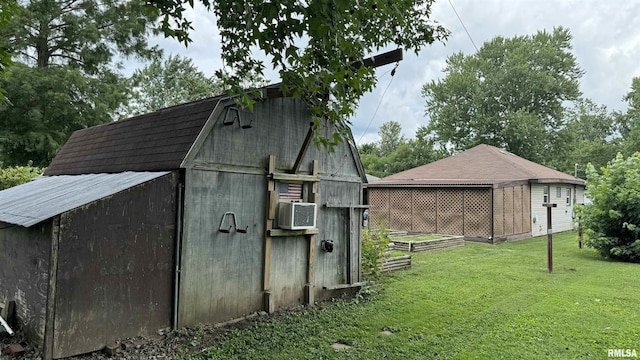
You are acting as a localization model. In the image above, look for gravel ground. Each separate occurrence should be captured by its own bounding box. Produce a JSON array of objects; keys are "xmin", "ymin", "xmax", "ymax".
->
[{"xmin": 0, "ymin": 311, "xmax": 271, "ymax": 360}]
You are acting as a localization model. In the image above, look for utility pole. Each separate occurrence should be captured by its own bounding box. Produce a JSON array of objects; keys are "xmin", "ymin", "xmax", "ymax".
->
[{"xmin": 543, "ymin": 203, "xmax": 557, "ymax": 273}]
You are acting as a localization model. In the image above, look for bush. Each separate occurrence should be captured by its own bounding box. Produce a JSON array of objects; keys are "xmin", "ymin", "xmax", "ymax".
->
[
  {"xmin": 578, "ymin": 153, "xmax": 640, "ymax": 262},
  {"xmin": 0, "ymin": 163, "xmax": 45, "ymax": 190},
  {"xmin": 362, "ymin": 228, "xmax": 391, "ymax": 276}
]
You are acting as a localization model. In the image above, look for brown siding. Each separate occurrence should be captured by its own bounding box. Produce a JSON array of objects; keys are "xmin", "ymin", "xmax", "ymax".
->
[
  {"xmin": 523, "ymin": 184, "xmax": 531, "ymax": 233},
  {"xmin": 52, "ymin": 173, "xmax": 177, "ymax": 358},
  {"xmin": 0, "ymin": 222, "xmax": 51, "ymax": 348},
  {"xmin": 503, "ymin": 187, "xmax": 514, "ymax": 235},
  {"xmin": 513, "ymin": 185, "xmax": 523, "ymax": 234}
]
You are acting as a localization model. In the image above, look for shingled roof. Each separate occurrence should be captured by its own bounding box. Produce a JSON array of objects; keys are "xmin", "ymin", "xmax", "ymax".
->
[
  {"xmin": 369, "ymin": 144, "xmax": 585, "ymax": 187},
  {"xmin": 44, "ymin": 94, "xmax": 226, "ymax": 176}
]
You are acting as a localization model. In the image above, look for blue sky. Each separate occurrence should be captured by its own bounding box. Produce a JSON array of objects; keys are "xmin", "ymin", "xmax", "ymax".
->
[{"xmin": 136, "ymin": 0, "xmax": 640, "ymax": 145}]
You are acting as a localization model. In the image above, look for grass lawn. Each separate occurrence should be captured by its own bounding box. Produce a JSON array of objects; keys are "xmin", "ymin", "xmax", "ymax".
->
[{"xmin": 197, "ymin": 232, "xmax": 640, "ymax": 360}]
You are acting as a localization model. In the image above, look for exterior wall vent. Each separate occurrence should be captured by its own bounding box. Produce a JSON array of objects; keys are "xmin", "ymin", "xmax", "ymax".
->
[{"xmin": 278, "ymin": 202, "xmax": 317, "ymax": 230}]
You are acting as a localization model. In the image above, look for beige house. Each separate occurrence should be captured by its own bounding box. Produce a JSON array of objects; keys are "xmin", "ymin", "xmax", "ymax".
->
[{"xmin": 367, "ymin": 144, "xmax": 585, "ymax": 243}]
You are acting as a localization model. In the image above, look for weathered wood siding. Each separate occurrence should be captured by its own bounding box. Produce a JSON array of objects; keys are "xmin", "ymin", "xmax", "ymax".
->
[
  {"xmin": 492, "ymin": 184, "xmax": 531, "ymax": 240},
  {"xmin": 180, "ymin": 169, "xmax": 265, "ymax": 326},
  {"xmin": 180, "ymin": 97, "xmax": 363, "ymax": 326},
  {"xmin": 0, "ymin": 221, "xmax": 50, "ymax": 347},
  {"xmin": 52, "ymin": 173, "xmax": 177, "ymax": 359}
]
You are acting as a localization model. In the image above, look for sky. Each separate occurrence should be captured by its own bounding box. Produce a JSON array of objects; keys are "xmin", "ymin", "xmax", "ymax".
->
[{"xmin": 138, "ymin": 0, "xmax": 640, "ymax": 146}]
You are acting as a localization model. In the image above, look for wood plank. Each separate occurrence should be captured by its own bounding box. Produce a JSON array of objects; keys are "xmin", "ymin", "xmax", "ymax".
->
[
  {"xmin": 268, "ymin": 228, "xmax": 319, "ymax": 237},
  {"xmin": 305, "ymin": 234, "xmax": 315, "ymax": 305},
  {"xmin": 351, "ymin": 48, "xmax": 403, "ymax": 69},
  {"xmin": 322, "ymin": 281, "xmax": 368, "ymax": 290},
  {"xmin": 292, "ymin": 126, "xmax": 314, "ymax": 174},
  {"xmin": 270, "ymin": 173, "xmax": 320, "ymax": 183},
  {"xmin": 44, "ymin": 215, "xmax": 60, "ymax": 360}
]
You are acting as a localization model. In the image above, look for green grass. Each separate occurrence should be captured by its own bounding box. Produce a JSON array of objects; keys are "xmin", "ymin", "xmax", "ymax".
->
[
  {"xmin": 392, "ymin": 234, "xmax": 447, "ymax": 242},
  {"xmin": 194, "ymin": 232, "xmax": 640, "ymax": 360}
]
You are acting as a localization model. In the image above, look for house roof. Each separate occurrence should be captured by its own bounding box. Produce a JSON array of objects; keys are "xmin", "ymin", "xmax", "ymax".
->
[
  {"xmin": 0, "ymin": 172, "xmax": 169, "ymax": 227},
  {"xmin": 369, "ymin": 144, "xmax": 585, "ymax": 187},
  {"xmin": 44, "ymin": 94, "xmax": 227, "ymax": 175}
]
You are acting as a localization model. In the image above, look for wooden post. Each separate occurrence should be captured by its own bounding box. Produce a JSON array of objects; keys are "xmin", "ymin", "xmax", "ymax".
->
[
  {"xmin": 578, "ymin": 223, "xmax": 583, "ymax": 249},
  {"xmin": 305, "ymin": 160, "xmax": 319, "ymax": 305},
  {"xmin": 263, "ymin": 155, "xmax": 276, "ymax": 313},
  {"xmin": 543, "ymin": 203, "xmax": 557, "ymax": 274}
]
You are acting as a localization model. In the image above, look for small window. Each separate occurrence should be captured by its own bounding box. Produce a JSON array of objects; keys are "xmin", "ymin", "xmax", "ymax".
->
[
  {"xmin": 556, "ymin": 187, "xmax": 562, "ymax": 198},
  {"xmin": 279, "ymin": 182, "xmax": 303, "ymax": 200},
  {"xmin": 566, "ymin": 188, "xmax": 571, "ymax": 205},
  {"xmin": 543, "ymin": 186, "xmax": 549, "ymax": 203}
]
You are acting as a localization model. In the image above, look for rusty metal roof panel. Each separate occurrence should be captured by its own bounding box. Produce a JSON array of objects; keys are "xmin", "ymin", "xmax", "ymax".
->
[{"xmin": 0, "ymin": 172, "xmax": 169, "ymax": 227}]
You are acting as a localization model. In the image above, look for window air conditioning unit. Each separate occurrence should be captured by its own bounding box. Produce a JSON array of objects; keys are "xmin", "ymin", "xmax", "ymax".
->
[{"xmin": 278, "ymin": 202, "xmax": 317, "ymax": 230}]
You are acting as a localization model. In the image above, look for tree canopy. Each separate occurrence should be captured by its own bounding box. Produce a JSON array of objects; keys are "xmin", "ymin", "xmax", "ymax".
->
[
  {"xmin": 147, "ymin": 0, "xmax": 449, "ymax": 147},
  {"xmin": 358, "ymin": 121, "xmax": 443, "ymax": 178},
  {"xmin": 124, "ymin": 54, "xmax": 225, "ymax": 116},
  {"xmin": 0, "ymin": 0, "xmax": 159, "ymax": 166},
  {"xmin": 423, "ymin": 27, "xmax": 583, "ymax": 164}
]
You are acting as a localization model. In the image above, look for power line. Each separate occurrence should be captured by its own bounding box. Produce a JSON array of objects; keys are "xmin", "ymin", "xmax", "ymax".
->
[
  {"xmin": 448, "ymin": 0, "xmax": 479, "ymax": 53},
  {"xmin": 355, "ymin": 62, "xmax": 399, "ymax": 146}
]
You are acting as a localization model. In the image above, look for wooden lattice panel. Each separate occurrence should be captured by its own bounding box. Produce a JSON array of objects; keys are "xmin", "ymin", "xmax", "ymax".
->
[
  {"xmin": 412, "ymin": 189, "xmax": 437, "ymax": 233},
  {"xmin": 436, "ymin": 189, "xmax": 464, "ymax": 235},
  {"xmin": 389, "ymin": 189, "xmax": 412, "ymax": 231},
  {"xmin": 513, "ymin": 185, "xmax": 523, "ymax": 234},
  {"xmin": 493, "ymin": 189, "xmax": 504, "ymax": 237},
  {"xmin": 463, "ymin": 189, "xmax": 491, "ymax": 237},
  {"xmin": 369, "ymin": 188, "xmax": 389, "ymax": 228},
  {"xmin": 523, "ymin": 184, "xmax": 531, "ymax": 232},
  {"xmin": 503, "ymin": 187, "xmax": 514, "ymax": 235}
]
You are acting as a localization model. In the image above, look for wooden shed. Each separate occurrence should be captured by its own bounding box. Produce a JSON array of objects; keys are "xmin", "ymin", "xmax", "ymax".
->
[
  {"xmin": 0, "ymin": 85, "xmax": 367, "ymax": 359},
  {"xmin": 367, "ymin": 144, "xmax": 586, "ymax": 243}
]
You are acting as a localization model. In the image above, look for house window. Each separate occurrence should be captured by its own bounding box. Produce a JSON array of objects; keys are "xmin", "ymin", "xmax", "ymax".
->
[
  {"xmin": 556, "ymin": 187, "xmax": 562, "ymax": 198},
  {"xmin": 543, "ymin": 186, "xmax": 549, "ymax": 203},
  {"xmin": 566, "ymin": 188, "xmax": 571, "ymax": 205},
  {"xmin": 279, "ymin": 182, "xmax": 303, "ymax": 200}
]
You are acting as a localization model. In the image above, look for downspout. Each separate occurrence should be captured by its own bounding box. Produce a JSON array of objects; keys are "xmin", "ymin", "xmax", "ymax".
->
[{"xmin": 173, "ymin": 182, "xmax": 185, "ymax": 330}]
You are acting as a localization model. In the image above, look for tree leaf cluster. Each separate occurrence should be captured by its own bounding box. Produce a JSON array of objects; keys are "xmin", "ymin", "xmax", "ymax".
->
[
  {"xmin": 359, "ymin": 121, "xmax": 444, "ymax": 178},
  {"xmin": 0, "ymin": 0, "xmax": 160, "ymax": 166},
  {"xmin": 578, "ymin": 153, "xmax": 640, "ymax": 263},
  {"xmin": 148, "ymin": 0, "xmax": 449, "ymax": 148}
]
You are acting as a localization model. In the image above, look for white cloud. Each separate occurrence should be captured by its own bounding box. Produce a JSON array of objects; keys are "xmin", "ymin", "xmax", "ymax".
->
[{"xmin": 131, "ymin": 0, "xmax": 640, "ymax": 143}]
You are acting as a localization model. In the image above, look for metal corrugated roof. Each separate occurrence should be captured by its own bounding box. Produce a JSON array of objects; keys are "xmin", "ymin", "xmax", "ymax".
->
[{"xmin": 0, "ymin": 172, "xmax": 169, "ymax": 227}]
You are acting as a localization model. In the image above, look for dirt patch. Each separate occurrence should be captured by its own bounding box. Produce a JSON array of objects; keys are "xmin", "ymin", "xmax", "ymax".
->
[{"xmin": 0, "ymin": 312, "xmax": 272, "ymax": 360}]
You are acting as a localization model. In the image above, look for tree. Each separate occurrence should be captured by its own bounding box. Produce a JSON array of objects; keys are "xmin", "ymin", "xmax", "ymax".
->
[
  {"xmin": 423, "ymin": 27, "xmax": 583, "ymax": 164},
  {"xmin": 378, "ymin": 121, "xmax": 404, "ymax": 157},
  {"xmin": 125, "ymin": 54, "xmax": 225, "ymax": 116},
  {"xmin": 550, "ymin": 99, "xmax": 621, "ymax": 176},
  {"xmin": 147, "ymin": 0, "xmax": 449, "ymax": 147},
  {"xmin": 0, "ymin": 0, "xmax": 16, "ymax": 104},
  {"xmin": 619, "ymin": 77, "xmax": 640, "ymax": 156},
  {"xmin": 0, "ymin": 0, "xmax": 159, "ymax": 166},
  {"xmin": 578, "ymin": 153, "xmax": 640, "ymax": 263},
  {"xmin": 358, "ymin": 123, "xmax": 443, "ymax": 178}
]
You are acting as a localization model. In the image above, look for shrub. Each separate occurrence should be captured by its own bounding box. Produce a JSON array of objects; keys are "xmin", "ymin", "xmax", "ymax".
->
[
  {"xmin": 361, "ymin": 228, "xmax": 391, "ymax": 276},
  {"xmin": 578, "ymin": 153, "xmax": 640, "ymax": 262},
  {"xmin": 0, "ymin": 163, "xmax": 45, "ymax": 190}
]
